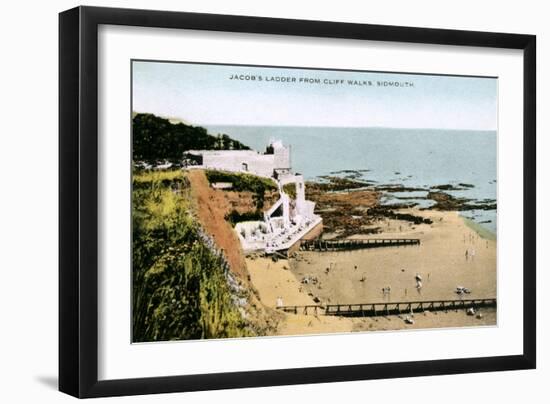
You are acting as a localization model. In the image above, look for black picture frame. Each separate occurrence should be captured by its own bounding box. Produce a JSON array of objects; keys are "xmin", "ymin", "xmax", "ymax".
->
[{"xmin": 59, "ymin": 5, "xmax": 536, "ymax": 398}]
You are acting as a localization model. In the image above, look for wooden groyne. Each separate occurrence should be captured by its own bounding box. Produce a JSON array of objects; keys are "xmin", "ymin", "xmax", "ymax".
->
[
  {"xmin": 277, "ymin": 298, "xmax": 496, "ymax": 317},
  {"xmin": 299, "ymin": 238, "xmax": 420, "ymax": 252}
]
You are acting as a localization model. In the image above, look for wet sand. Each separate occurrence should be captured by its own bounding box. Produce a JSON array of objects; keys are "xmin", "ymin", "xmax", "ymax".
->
[{"xmin": 246, "ymin": 208, "xmax": 496, "ymax": 335}]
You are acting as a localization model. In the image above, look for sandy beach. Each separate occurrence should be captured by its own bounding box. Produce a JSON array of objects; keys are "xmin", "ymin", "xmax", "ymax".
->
[
  {"xmin": 277, "ymin": 308, "xmax": 496, "ymax": 336},
  {"xmin": 246, "ymin": 208, "xmax": 496, "ymax": 335}
]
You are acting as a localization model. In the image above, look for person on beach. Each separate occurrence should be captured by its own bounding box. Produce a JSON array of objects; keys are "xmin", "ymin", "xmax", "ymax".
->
[
  {"xmin": 471, "ymin": 248, "xmax": 476, "ymax": 261},
  {"xmin": 276, "ymin": 296, "xmax": 283, "ymax": 308},
  {"xmin": 465, "ymin": 249, "xmax": 469, "ymax": 260}
]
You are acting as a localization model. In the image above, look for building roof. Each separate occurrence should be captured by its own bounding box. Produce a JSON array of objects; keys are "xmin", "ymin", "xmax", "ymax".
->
[
  {"xmin": 184, "ymin": 149, "xmax": 261, "ymax": 157},
  {"xmin": 185, "ymin": 141, "xmax": 288, "ymax": 157}
]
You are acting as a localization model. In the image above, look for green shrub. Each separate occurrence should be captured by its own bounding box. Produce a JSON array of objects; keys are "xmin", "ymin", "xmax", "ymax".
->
[
  {"xmin": 132, "ymin": 170, "xmax": 251, "ymax": 341},
  {"xmin": 205, "ymin": 170, "xmax": 277, "ymax": 209},
  {"xmin": 225, "ymin": 209, "xmax": 264, "ymax": 225},
  {"xmin": 282, "ymin": 183, "xmax": 297, "ymax": 199}
]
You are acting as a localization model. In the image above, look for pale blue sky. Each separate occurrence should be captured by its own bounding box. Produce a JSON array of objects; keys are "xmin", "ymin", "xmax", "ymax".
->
[{"xmin": 132, "ymin": 60, "xmax": 497, "ymax": 130}]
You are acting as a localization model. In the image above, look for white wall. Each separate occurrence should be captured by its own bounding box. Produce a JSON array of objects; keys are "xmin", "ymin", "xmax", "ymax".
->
[
  {"xmin": 202, "ymin": 151, "xmax": 277, "ymax": 177},
  {"xmin": 0, "ymin": 1, "xmax": 547, "ymax": 403}
]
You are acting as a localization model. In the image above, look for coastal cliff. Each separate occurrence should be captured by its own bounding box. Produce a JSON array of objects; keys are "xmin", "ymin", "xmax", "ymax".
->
[{"xmin": 131, "ymin": 114, "xmax": 280, "ymax": 341}]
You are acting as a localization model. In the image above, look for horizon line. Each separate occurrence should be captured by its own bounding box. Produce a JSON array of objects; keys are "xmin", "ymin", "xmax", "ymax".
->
[
  {"xmin": 132, "ymin": 111, "xmax": 496, "ymax": 132},
  {"xmin": 201, "ymin": 123, "xmax": 497, "ymax": 132}
]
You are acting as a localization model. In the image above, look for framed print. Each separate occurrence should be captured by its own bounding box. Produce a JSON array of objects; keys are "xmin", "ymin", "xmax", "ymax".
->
[{"xmin": 59, "ymin": 6, "xmax": 536, "ymax": 398}]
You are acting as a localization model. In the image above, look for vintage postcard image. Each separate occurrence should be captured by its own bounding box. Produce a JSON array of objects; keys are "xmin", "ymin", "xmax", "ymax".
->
[{"xmin": 131, "ymin": 61, "xmax": 497, "ymax": 342}]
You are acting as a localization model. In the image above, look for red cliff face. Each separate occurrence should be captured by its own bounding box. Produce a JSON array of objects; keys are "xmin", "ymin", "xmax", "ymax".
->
[{"xmin": 186, "ymin": 169, "xmax": 279, "ymax": 279}]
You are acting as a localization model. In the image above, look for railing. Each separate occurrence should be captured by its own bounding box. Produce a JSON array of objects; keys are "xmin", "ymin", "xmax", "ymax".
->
[{"xmin": 276, "ymin": 298, "xmax": 496, "ymax": 317}]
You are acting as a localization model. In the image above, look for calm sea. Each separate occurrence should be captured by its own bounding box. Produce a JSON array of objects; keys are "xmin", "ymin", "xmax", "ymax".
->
[{"xmin": 206, "ymin": 125, "xmax": 497, "ymax": 234}]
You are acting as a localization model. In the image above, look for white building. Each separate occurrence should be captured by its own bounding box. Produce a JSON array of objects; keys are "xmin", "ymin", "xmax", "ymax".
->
[
  {"xmin": 183, "ymin": 140, "xmax": 290, "ymax": 178},
  {"xmin": 183, "ymin": 140, "xmax": 322, "ymax": 254}
]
